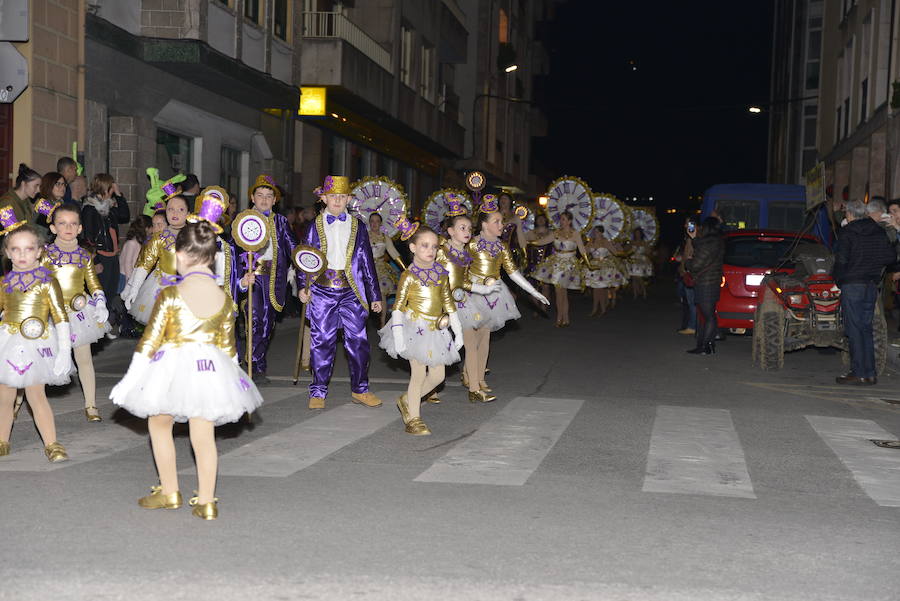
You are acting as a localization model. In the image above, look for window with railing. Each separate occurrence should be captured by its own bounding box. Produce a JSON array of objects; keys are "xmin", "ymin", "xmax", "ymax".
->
[
  {"xmin": 420, "ymin": 43, "xmax": 435, "ymax": 102},
  {"xmin": 303, "ymin": 11, "xmax": 394, "ymax": 74},
  {"xmin": 400, "ymin": 25, "xmax": 414, "ymax": 87}
]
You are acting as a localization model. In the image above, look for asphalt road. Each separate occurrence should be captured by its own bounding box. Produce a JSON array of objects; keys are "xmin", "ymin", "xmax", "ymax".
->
[{"xmin": 2, "ymin": 285, "xmax": 899, "ymax": 601}]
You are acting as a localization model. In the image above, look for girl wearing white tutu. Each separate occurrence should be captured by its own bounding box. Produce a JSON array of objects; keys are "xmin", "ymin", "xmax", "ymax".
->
[
  {"xmin": 378, "ymin": 218, "xmax": 463, "ymax": 435},
  {"xmin": 530, "ymin": 210, "xmax": 589, "ymax": 327},
  {"xmin": 368, "ymin": 212, "xmax": 404, "ymax": 328},
  {"xmin": 120, "ymin": 189, "xmax": 189, "ymax": 324},
  {"xmin": 39, "ymin": 201, "xmax": 110, "ymax": 422},
  {"xmin": 111, "ymin": 220, "xmax": 263, "ymax": 520},
  {"xmin": 0, "ymin": 213, "xmax": 73, "ymax": 463},
  {"xmin": 463, "ymin": 196, "xmax": 549, "ymax": 401},
  {"xmin": 584, "ymin": 226, "xmax": 627, "ymax": 316},
  {"xmin": 626, "ymin": 227, "xmax": 654, "ymax": 299}
]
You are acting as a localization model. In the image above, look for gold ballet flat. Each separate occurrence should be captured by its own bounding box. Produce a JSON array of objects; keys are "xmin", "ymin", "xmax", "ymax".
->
[
  {"xmin": 479, "ymin": 381, "xmax": 492, "ymax": 393},
  {"xmin": 44, "ymin": 441, "xmax": 69, "ymax": 463},
  {"xmin": 423, "ymin": 392, "xmax": 441, "ymax": 404},
  {"xmin": 405, "ymin": 417, "xmax": 431, "ymax": 436},
  {"xmin": 351, "ymin": 391, "xmax": 383, "ymax": 407},
  {"xmin": 189, "ymin": 496, "xmax": 218, "ymax": 520},
  {"xmin": 84, "ymin": 406, "xmax": 102, "ymax": 422},
  {"xmin": 461, "ymin": 372, "xmax": 469, "ymax": 388},
  {"xmin": 308, "ymin": 396, "xmax": 325, "ymax": 410},
  {"xmin": 396, "ymin": 393, "xmax": 411, "ymax": 425},
  {"xmin": 0, "ymin": 440, "xmax": 9, "ymax": 456},
  {"xmin": 138, "ymin": 485, "xmax": 183, "ymax": 509},
  {"xmin": 468, "ymin": 390, "xmax": 496, "ymax": 403}
]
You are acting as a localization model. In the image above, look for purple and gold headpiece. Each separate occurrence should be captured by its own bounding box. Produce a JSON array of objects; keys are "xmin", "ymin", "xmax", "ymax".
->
[
  {"xmin": 445, "ymin": 193, "xmax": 467, "ymax": 217},
  {"xmin": 393, "ymin": 213, "xmax": 420, "ymax": 241},
  {"xmin": 162, "ymin": 182, "xmax": 183, "ymax": 202},
  {"xmin": 187, "ymin": 186, "xmax": 229, "ymax": 234},
  {"xmin": 0, "ymin": 205, "xmax": 27, "ymax": 236},
  {"xmin": 479, "ymin": 194, "xmax": 499, "ymax": 214},
  {"xmin": 315, "ymin": 175, "xmax": 350, "ymax": 196},
  {"xmin": 34, "ymin": 198, "xmax": 61, "ymax": 221},
  {"xmin": 249, "ymin": 174, "xmax": 282, "ymax": 202}
]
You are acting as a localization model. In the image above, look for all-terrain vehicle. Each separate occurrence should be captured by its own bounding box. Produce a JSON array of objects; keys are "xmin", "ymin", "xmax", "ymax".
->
[{"xmin": 751, "ymin": 244, "xmax": 887, "ymax": 373}]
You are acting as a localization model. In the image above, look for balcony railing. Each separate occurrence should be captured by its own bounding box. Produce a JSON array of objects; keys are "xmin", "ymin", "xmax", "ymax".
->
[{"xmin": 302, "ymin": 12, "xmax": 393, "ymax": 74}]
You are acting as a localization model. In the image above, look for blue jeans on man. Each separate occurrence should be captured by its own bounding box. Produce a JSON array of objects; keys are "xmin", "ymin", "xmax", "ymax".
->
[
  {"xmin": 677, "ymin": 279, "xmax": 697, "ymax": 331},
  {"xmin": 841, "ymin": 282, "xmax": 878, "ymax": 379}
]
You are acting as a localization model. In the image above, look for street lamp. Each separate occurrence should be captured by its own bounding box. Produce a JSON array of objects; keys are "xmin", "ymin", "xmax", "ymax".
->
[
  {"xmin": 748, "ymin": 106, "xmax": 763, "ymax": 114},
  {"xmin": 504, "ymin": 64, "xmax": 518, "ymax": 73}
]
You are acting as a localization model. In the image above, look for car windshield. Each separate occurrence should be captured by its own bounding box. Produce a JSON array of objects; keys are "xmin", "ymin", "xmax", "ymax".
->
[{"xmin": 724, "ymin": 237, "xmax": 825, "ymax": 268}]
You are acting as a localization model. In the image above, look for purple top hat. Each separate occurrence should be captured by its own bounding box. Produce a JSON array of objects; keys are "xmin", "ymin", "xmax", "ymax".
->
[
  {"xmin": 34, "ymin": 198, "xmax": 61, "ymax": 221},
  {"xmin": 393, "ymin": 213, "xmax": 420, "ymax": 241},
  {"xmin": 479, "ymin": 194, "xmax": 499, "ymax": 214},
  {"xmin": 0, "ymin": 205, "xmax": 27, "ymax": 236},
  {"xmin": 186, "ymin": 186, "xmax": 229, "ymax": 234},
  {"xmin": 445, "ymin": 194, "xmax": 467, "ymax": 217}
]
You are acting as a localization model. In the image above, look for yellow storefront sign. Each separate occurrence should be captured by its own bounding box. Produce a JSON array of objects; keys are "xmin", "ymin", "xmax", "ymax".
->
[{"xmin": 299, "ymin": 87, "xmax": 327, "ymax": 116}]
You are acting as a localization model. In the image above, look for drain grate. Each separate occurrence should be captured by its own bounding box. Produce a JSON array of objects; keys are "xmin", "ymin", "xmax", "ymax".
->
[{"xmin": 870, "ymin": 439, "xmax": 900, "ymax": 449}]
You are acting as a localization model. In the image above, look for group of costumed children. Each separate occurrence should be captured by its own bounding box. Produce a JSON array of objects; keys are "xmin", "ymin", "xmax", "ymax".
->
[{"xmin": 0, "ymin": 173, "xmax": 549, "ymax": 520}]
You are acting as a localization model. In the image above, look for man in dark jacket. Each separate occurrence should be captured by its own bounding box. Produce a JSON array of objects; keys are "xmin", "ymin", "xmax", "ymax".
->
[{"xmin": 833, "ymin": 200, "xmax": 897, "ymax": 385}]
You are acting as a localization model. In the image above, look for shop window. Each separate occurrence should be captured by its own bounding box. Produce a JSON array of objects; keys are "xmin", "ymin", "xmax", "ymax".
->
[{"xmin": 156, "ymin": 129, "xmax": 192, "ymax": 180}]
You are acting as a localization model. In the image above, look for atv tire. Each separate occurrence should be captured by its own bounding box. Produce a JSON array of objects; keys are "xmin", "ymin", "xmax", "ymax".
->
[{"xmin": 757, "ymin": 291, "xmax": 785, "ymax": 371}]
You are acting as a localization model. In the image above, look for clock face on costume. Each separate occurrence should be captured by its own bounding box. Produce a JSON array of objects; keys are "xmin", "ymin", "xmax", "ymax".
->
[
  {"xmin": 292, "ymin": 245, "xmax": 326, "ymax": 275},
  {"xmin": 514, "ymin": 205, "xmax": 536, "ymax": 232},
  {"xmin": 231, "ymin": 210, "xmax": 269, "ymax": 252},
  {"xmin": 545, "ymin": 176, "xmax": 594, "ymax": 232},
  {"xmin": 421, "ymin": 189, "xmax": 473, "ymax": 232},
  {"xmin": 466, "ymin": 171, "xmax": 486, "ymax": 192},
  {"xmin": 70, "ymin": 294, "xmax": 87, "ymax": 312},
  {"xmin": 630, "ymin": 207, "xmax": 660, "ymax": 245},
  {"xmin": 20, "ymin": 317, "xmax": 45, "ymax": 340},
  {"xmin": 593, "ymin": 194, "xmax": 630, "ymax": 242},
  {"xmin": 349, "ymin": 176, "xmax": 408, "ymax": 239}
]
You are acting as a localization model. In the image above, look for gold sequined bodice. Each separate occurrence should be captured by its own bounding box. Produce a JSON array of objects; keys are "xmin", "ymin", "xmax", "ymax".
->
[
  {"xmin": 394, "ymin": 265, "xmax": 455, "ymax": 319},
  {"xmin": 465, "ymin": 237, "xmax": 517, "ymax": 279},
  {"xmin": 436, "ymin": 241, "xmax": 473, "ymax": 291},
  {"xmin": 135, "ymin": 286, "xmax": 236, "ymax": 358},
  {"xmin": 0, "ymin": 268, "xmax": 68, "ymax": 327},
  {"xmin": 135, "ymin": 228, "xmax": 178, "ymax": 275},
  {"xmin": 42, "ymin": 244, "xmax": 102, "ymax": 304}
]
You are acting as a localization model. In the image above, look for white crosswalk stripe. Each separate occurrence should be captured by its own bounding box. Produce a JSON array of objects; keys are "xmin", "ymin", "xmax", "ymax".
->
[
  {"xmin": 643, "ymin": 406, "xmax": 756, "ymax": 498},
  {"xmin": 414, "ymin": 396, "xmax": 584, "ymax": 486},
  {"xmin": 805, "ymin": 415, "xmax": 900, "ymax": 507}
]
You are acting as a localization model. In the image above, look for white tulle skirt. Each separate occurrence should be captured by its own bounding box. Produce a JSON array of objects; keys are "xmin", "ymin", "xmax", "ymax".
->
[
  {"xmin": 627, "ymin": 255, "xmax": 654, "ymax": 277},
  {"xmin": 0, "ymin": 324, "xmax": 73, "ymax": 388},
  {"xmin": 112, "ymin": 342, "xmax": 264, "ymax": 426},
  {"xmin": 467, "ymin": 279, "xmax": 521, "ymax": 332},
  {"xmin": 378, "ymin": 313, "xmax": 461, "ymax": 367},
  {"xmin": 66, "ymin": 302, "xmax": 111, "ymax": 347},
  {"xmin": 531, "ymin": 253, "xmax": 585, "ymax": 290},
  {"xmin": 453, "ymin": 290, "xmax": 491, "ymax": 331},
  {"xmin": 584, "ymin": 259, "xmax": 627, "ymax": 289},
  {"xmin": 130, "ymin": 270, "xmax": 165, "ymax": 325}
]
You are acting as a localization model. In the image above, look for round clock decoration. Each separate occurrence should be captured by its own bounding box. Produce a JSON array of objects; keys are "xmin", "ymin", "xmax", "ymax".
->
[
  {"xmin": 593, "ymin": 193, "xmax": 631, "ymax": 242},
  {"xmin": 544, "ymin": 176, "xmax": 594, "ymax": 232},
  {"xmin": 20, "ymin": 317, "xmax": 46, "ymax": 340},
  {"xmin": 348, "ymin": 176, "xmax": 409, "ymax": 239},
  {"xmin": 292, "ymin": 245, "xmax": 327, "ymax": 277},
  {"xmin": 466, "ymin": 171, "xmax": 486, "ymax": 192},
  {"xmin": 514, "ymin": 204, "xmax": 536, "ymax": 232},
  {"xmin": 231, "ymin": 209, "xmax": 269, "ymax": 252},
  {"xmin": 630, "ymin": 207, "xmax": 660, "ymax": 245},
  {"xmin": 421, "ymin": 188, "xmax": 473, "ymax": 232}
]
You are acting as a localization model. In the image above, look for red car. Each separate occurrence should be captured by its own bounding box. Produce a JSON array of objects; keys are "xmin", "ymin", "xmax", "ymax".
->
[{"xmin": 716, "ymin": 230, "xmax": 825, "ymax": 331}]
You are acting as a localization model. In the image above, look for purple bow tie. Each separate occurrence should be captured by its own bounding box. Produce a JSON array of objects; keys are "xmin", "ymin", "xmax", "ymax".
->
[{"xmin": 326, "ymin": 213, "xmax": 347, "ymax": 224}]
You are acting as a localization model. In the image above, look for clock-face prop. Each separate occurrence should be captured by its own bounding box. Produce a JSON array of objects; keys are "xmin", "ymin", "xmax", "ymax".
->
[
  {"xmin": 348, "ymin": 176, "xmax": 408, "ymax": 239},
  {"xmin": 466, "ymin": 171, "xmax": 486, "ymax": 192},
  {"xmin": 231, "ymin": 210, "xmax": 269, "ymax": 252},
  {"xmin": 593, "ymin": 194, "xmax": 630, "ymax": 242},
  {"xmin": 20, "ymin": 317, "xmax": 46, "ymax": 340},
  {"xmin": 630, "ymin": 207, "xmax": 659, "ymax": 245},
  {"xmin": 421, "ymin": 189, "xmax": 473, "ymax": 232},
  {"xmin": 514, "ymin": 205, "xmax": 536, "ymax": 232},
  {"xmin": 544, "ymin": 176, "xmax": 594, "ymax": 232},
  {"xmin": 292, "ymin": 245, "xmax": 327, "ymax": 279}
]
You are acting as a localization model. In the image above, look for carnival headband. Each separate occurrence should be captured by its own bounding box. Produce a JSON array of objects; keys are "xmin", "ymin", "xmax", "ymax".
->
[
  {"xmin": 162, "ymin": 182, "xmax": 183, "ymax": 202},
  {"xmin": 34, "ymin": 198, "xmax": 61, "ymax": 221},
  {"xmin": 186, "ymin": 186, "xmax": 229, "ymax": 234},
  {"xmin": 250, "ymin": 174, "xmax": 282, "ymax": 202},
  {"xmin": 479, "ymin": 194, "xmax": 499, "ymax": 214},
  {"xmin": 393, "ymin": 214, "xmax": 420, "ymax": 241},
  {"xmin": 0, "ymin": 205, "xmax": 27, "ymax": 237},
  {"xmin": 316, "ymin": 175, "xmax": 350, "ymax": 196},
  {"xmin": 445, "ymin": 194, "xmax": 468, "ymax": 217}
]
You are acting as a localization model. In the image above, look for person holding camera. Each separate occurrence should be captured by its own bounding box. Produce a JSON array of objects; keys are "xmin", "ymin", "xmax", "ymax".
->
[
  {"xmin": 684, "ymin": 217, "xmax": 724, "ymax": 355},
  {"xmin": 674, "ymin": 218, "xmax": 697, "ymax": 335}
]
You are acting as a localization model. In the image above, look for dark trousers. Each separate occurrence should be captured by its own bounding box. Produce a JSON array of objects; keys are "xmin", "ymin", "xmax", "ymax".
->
[
  {"xmin": 694, "ymin": 284, "xmax": 719, "ymax": 347},
  {"xmin": 96, "ymin": 254, "xmax": 121, "ymax": 326},
  {"xmin": 841, "ymin": 282, "xmax": 878, "ymax": 378},
  {"xmin": 677, "ymin": 279, "xmax": 697, "ymax": 330}
]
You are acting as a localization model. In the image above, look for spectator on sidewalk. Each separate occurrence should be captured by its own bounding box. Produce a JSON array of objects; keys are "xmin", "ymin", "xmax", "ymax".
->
[
  {"xmin": 684, "ymin": 217, "xmax": 724, "ymax": 355},
  {"xmin": 675, "ymin": 219, "xmax": 697, "ymax": 335},
  {"xmin": 56, "ymin": 156, "xmax": 78, "ymax": 204},
  {"xmin": 2, "ymin": 164, "xmax": 41, "ymax": 225},
  {"xmin": 70, "ymin": 175, "xmax": 87, "ymax": 207},
  {"xmin": 833, "ymin": 200, "xmax": 897, "ymax": 385}
]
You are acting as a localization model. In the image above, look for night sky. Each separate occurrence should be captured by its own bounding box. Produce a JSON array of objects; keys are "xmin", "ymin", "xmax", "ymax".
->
[{"xmin": 534, "ymin": 0, "xmax": 775, "ymax": 213}]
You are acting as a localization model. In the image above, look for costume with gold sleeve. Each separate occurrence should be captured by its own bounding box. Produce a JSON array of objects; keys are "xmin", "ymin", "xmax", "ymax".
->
[
  {"xmin": 463, "ymin": 236, "xmax": 522, "ymax": 332},
  {"xmin": 42, "ymin": 243, "xmax": 111, "ymax": 346},
  {"xmin": 128, "ymin": 228, "xmax": 178, "ymax": 324},
  {"xmin": 112, "ymin": 286, "xmax": 263, "ymax": 426},
  {"xmin": 435, "ymin": 239, "xmax": 489, "ymax": 330}
]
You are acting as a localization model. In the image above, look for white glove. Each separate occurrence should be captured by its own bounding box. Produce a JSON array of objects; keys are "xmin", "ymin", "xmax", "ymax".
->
[
  {"xmin": 471, "ymin": 282, "xmax": 501, "ymax": 295},
  {"xmin": 53, "ymin": 322, "xmax": 73, "ymax": 376},
  {"xmin": 214, "ymin": 250, "xmax": 226, "ymax": 286},
  {"xmin": 287, "ymin": 266, "xmax": 298, "ymax": 296},
  {"xmin": 122, "ymin": 267, "xmax": 148, "ymax": 309},
  {"xmin": 110, "ymin": 353, "xmax": 151, "ymax": 403},
  {"xmin": 508, "ymin": 271, "xmax": 550, "ymax": 305},
  {"xmin": 449, "ymin": 312, "xmax": 464, "ymax": 351},
  {"xmin": 391, "ymin": 310, "xmax": 406, "ymax": 355},
  {"xmin": 92, "ymin": 291, "xmax": 109, "ymax": 323}
]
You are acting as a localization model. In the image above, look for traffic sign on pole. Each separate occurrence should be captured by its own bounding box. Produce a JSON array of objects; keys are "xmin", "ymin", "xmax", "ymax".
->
[
  {"xmin": 0, "ymin": 0, "xmax": 29, "ymax": 42},
  {"xmin": 0, "ymin": 43, "xmax": 28, "ymax": 103}
]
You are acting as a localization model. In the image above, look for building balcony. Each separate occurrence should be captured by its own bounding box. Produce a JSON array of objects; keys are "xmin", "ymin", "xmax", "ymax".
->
[{"xmin": 302, "ymin": 11, "xmax": 393, "ymax": 74}]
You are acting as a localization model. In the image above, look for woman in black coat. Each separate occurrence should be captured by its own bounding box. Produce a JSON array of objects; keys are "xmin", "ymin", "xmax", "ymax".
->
[{"xmin": 684, "ymin": 217, "xmax": 725, "ymax": 354}]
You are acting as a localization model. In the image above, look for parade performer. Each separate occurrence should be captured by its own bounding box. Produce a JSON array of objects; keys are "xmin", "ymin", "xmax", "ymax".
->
[
  {"xmin": 626, "ymin": 227, "xmax": 654, "ymax": 299},
  {"xmin": 111, "ymin": 221, "xmax": 263, "ymax": 521},
  {"xmin": 233, "ymin": 175, "xmax": 298, "ymax": 384},
  {"xmin": 368, "ymin": 212, "xmax": 404, "ymax": 328},
  {"xmin": 40, "ymin": 201, "xmax": 111, "ymax": 422},
  {"xmin": 0, "ymin": 211, "xmax": 73, "ymax": 462},
  {"xmin": 584, "ymin": 226, "xmax": 627, "ymax": 316},
  {"xmin": 524, "ymin": 212, "xmax": 554, "ymax": 311},
  {"xmin": 298, "ymin": 175, "xmax": 383, "ymax": 410},
  {"xmin": 191, "ymin": 186, "xmax": 238, "ymax": 305},
  {"xmin": 464, "ymin": 196, "xmax": 549, "ymax": 401},
  {"xmin": 530, "ymin": 211, "xmax": 589, "ymax": 327},
  {"xmin": 498, "ymin": 193, "xmax": 527, "ymax": 270},
  {"xmin": 378, "ymin": 220, "xmax": 463, "ymax": 435},
  {"xmin": 121, "ymin": 189, "xmax": 189, "ymax": 324}
]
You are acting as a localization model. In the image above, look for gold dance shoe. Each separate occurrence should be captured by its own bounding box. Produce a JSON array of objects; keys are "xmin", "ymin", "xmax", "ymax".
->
[
  {"xmin": 468, "ymin": 390, "xmax": 496, "ymax": 403},
  {"xmin": 351, "ymin": 391, "xmax": 383, "ymax": 407},
  {"xmin": 44, "ymin": 441, "xmax": 69, "ymax": 463},
  {"xmin": 396, "ymin": 393, "xmax": 411, "ymax": 425},
  {"xmin": 308, "ymin": 396, "xmax": 325, "ymax": 410},
  {"xmin": 138, "ymin": 485, "xmax": 183, "ymax": 509},
  {"xmin": 461, "ymin": 372, "xmax": 468, "ymax": 388},
  {"xmin": 404, "ymin": 417, "xmax": 431, "ymax": 436},
  {"xmin": 0, "ymin": 440, "xmax": 9, "ymax": 456},
  {"xmin": 423, "ymin": 392, "xmax": 441, "ymax": 404},
  {"xmin": 479, "ymin": 381, "xmax": 492, "ymax": 393},
  {"xmin": 84, "ymin": 405, "xmax": 102, "ymax": 422},
  {"xmin": 189, "ymin": 496, "xmax": 218, "ymax": 520}
]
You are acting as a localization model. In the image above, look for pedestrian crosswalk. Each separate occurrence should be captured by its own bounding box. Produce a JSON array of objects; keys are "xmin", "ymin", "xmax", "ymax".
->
[{"xmin": 3, "ymin": 390, "xmax": 899, "ymax": 507}]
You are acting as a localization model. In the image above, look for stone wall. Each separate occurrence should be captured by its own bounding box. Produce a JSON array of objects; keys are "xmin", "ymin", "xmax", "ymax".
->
[{"xmin": 108, "ymin": 115, "xmax": 156, "ymax": 213}]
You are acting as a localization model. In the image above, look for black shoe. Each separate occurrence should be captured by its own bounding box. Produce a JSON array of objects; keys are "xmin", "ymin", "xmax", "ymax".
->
[
  {"xmin": 686, "ymin": 343, "xmax": 715, "ymax": 355},
  {"xmin": 252, "ymin": 373, "xmax": 271, "ymax": 385},
  {"xmin": 835, "ymin": 373, "xmax": 876, "ymax": 385}
]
